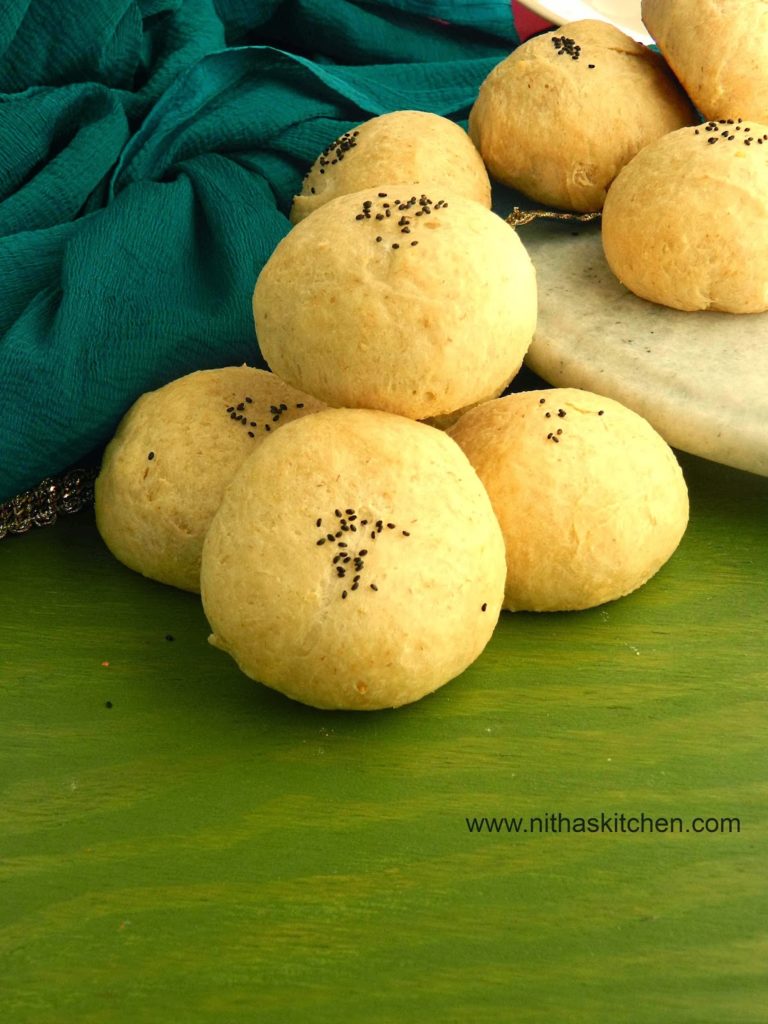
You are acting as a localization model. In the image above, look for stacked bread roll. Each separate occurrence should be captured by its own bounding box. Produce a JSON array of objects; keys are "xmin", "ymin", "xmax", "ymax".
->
[
  {"xmin": 96, "ymin": 98, "xmax": 694, "ymax": 711},
  {"xmin": 469, "ymin": 13, "xmax": 768, "ymax": 313}
]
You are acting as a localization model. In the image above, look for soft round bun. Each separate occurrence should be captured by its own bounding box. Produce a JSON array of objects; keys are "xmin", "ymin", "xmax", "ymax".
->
[
  {"xmin": 468, "ymin": 19, "xmax": 696, "ymax": 212},
  {"xmin": 254, "ymin": 186, "xmax": 537, "ymax": 420},
  {"xmin": 94, "ymin": 366, "xmax": 325, "ymax": 592},
  {"xmin": 448, "ymin": 389, "xmax": 689, "ymax": 612},
  {"xmin": 200, "ymin": 408, "xmax": 506, "ymax": 710},
  {"xmin": 602, "ymin": 122, "xmax": 768, "ymax": 313},
  {"xmin": 290, "ymin": 110, "xmax": 491, "ymax": 224},
  {"xmin": 642, "ymin": 0, "xmax": 768, "ymax": 124}
]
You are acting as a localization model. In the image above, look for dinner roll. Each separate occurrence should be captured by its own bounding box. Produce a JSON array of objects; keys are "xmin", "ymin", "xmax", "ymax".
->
[
  {"xmin": 254, "ymin": 186, "xmax": 537, "ymax": 421},
  {"xmin": 448, "ymin": 389, "xmax": 689, "ymax": 612},
  {"xmin": 94, "ymin": 366, "xmax": 325, "ymax": 592},
  {"xmin": 602, "ymin": 121, "xmax": 768, "ymax": 313},
  {"xmin": 200, "ymin": 408, "xmax": 506, "ymax": 710},
  {"xmin": 468, "ymin": 19, "xmax": 695, "ymax": 212},
  {"xmin": 290, "ymin": 110, "xmax": 491, "ymax": 223},
  {"xmin": 642, "ymin": 0, "xmax": 768, "ymax": 123}
]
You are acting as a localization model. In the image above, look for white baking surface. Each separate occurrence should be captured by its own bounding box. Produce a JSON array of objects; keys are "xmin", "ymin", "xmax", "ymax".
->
[
  {"xmin": 522, "ymin": 0, "xmax": 652, "ymax": 44},
  {"xmin": 519, "ymin": 218, "xmax": 768, "ymax": 477}
]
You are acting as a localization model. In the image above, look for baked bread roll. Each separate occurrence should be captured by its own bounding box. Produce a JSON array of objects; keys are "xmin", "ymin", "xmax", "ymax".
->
[
  {"xmin": 468, "ymin": 19, "xmax": 696, "ymax": 212},
  {"xmin": 254, "ymin": 185, "xmax": 537, "ymax": 421},
  {"xmin": 290, "ymin": 110, "xmax": 491, "ymax": 224},
  {"xmin": 200, "ymin": 408, "xmax": 506, "ymax": 710},
  {"xmin": 602, "ymin": 121, "xmax": 768, "ymax": 313},
  {"xmin": 642, "ymin": 0, "xmax": 768, "ymax": 124},
  {"xmin": 448, "ymin": 389, "xmax": 689, "ymax": 612},
  {"xmin": 95, "ymin": 366, "xmax": 325, "ymax": 592}
]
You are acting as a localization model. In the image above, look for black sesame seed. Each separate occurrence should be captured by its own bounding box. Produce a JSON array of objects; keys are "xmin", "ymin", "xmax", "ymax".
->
[
  {"xmin": 342, "ymin": 590, "xmax": 348, "ymax": 599},
  {"xmin": 296, "ymin": 403, "xmax": 304, "ymax": 409},
  {"xmin": 316, "ymin": 538, "xmax": 326, "ymax": 546},
  {"xmin": 316, "ymin": 518, "xmax": 322, "ymax": 527},
  {"xmin": 481, "ymin": 603, "xmax": 487, "ymax": 612},
  {"xmin": 370, "ymin": 583, "xmax": 378, "ymax": 591},
  {"xmin": 147, "ymin": 451, "xmax": 155, "ymax": 461}
]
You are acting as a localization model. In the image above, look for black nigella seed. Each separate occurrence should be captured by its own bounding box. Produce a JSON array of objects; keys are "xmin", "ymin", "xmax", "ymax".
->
[
  {"xmin": 316, "ymin": 538, "xmax": 326, "ymax": 546},
  {"xmin": 370, "ymin": 583, "xmax": 378, "ymax": 591},
  {"xmin": 246, "ymin": 396, "xmax": 253, "ymax": 403},
  {"xmin": 402, "ymin": 530, "xmax": 410, "ymax": 536},
  {"xmin": 481, "ymin": 603, "xmax": 487, "ymax": 612},
  {"xmin": 598, "ymin": 410, "xmax": 604, "ymax": 416},
  {"xmin": 539, "ymin": 398, "xmax": 546, "ymax": 404},
  {"xmin": 392, "ymin": 243, "xmax": 400, "ymax": 250},
  {"xmin": 558, "ymin": 409, "xmax": 566, "ymax": 417},
  {"xmin": 265, "ymin": 424, "xmax": 271, "ymax": 431},
  {"xmin": 342, "ymin": 591, "xmax": 348, "ymax": 600},
  {"xmin": 359, "ymin": 549, "xmax": 368, "ymax": 556},
  {"xmin": 147, "ymin": 451, "xmax": 155, "ymax": 461},
  {"xmin": 248, "ymin": 431, "xmax": 254, "ymax": 438},
  {"xmin": 327, "ymin": 533, "xmax": 335, "ymax": 542},
  {"xmin": 316, "ymin": 518, "xmax": 322, "ymax": 527},
  {"xmin": 296, "ymin": 403, "xmax": 304, "ymax": 408},
  {"xmin": 226, "ymin": 406, "xmax": 234, "ymax": 413},
  {"xmin": 387, "ymin": 523, "xmax": 395, "ymax": 529}
]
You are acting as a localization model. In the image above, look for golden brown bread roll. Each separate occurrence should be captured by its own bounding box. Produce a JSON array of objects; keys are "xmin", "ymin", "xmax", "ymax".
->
[
  {"xmin": 468, "ymin": 19, "xmax": 696, "ymax": 212},
  {"xmin": 200, "ymin": 408, "xmax": 506, "ymax": 710},
  {"xmin": 94, "ymin": 366, "xmax": 325, "ymax": 592},
  {"xmin": 448, "ymin": 388, "xmax": 689, "ymax": 612},
  {"xmin": 290, "ymin": 110, "xmax": 491, "ymax": 223},
  {"xmin": 602, "ymin": 121, "xmax": 768, "ymax": 313},
  {"xmin": 642, "ymin": 0, "xmax": 768, "ymax": 124},
  {"xmin": 254, "ymin": 185, "xmax": 537, "ymax": 421}
]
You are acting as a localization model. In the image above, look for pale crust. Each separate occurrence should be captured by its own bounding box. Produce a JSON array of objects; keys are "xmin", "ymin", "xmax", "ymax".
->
[
  {"xmin": 602, "ymin": 121, "xmax": 768, "ymax": 313},
  {"xmin": 254, "ymin": 186, "xmax": 537, "ymax": 420},
  {"xmin": 642, "ymin": 0, "xmax": 768, "ymax": 123},
  {"xmin": 468, "ymin": 19, "xmax": 695, "ymax": 212},
  {"xmin": 448, "ymin": 389, "xmax": 689, "ymax": 612},
  {"xmin": 200, "ymin": 408, "xmax": 506, "ymax": 710},
  {"xmin": 290, "ymin": 110, "xmax": 491, "ymax": 223},
  {"xmin": 94, "ymin": 367, "xmax": 325, "ymax": 592}
]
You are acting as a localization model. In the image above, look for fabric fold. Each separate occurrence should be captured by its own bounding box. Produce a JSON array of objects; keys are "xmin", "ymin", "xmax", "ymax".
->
[{"xmin": 0, "ymin": 0, "xmax": 517, "ymax": 501}]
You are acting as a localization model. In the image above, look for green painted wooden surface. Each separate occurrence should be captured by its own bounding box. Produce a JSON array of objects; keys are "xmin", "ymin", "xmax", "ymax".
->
[{"xmin": 1, "ymin": 450, "xmax": 766, "ymax": 1023}]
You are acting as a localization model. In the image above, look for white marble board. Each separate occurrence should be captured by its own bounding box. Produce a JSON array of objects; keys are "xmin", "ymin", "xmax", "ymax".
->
[{"xmin": 518, "ymin": 218, "xmax": 768, "ymax": 477}]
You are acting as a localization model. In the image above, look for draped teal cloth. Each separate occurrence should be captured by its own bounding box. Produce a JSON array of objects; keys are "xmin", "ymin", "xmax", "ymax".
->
[{"xmin": 0, "ymin": 1, "xmax": 518, "ymax": 501}]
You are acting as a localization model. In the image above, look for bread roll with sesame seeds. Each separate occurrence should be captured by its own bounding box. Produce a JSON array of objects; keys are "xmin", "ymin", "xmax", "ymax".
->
[
  {"xmin": 94, "ymin": 367, "xmax": 325, "ymax": 592},
  {"xmin": 290, "ymin": 110, "xmax": 491, "ymax": 224},
  {"xmin": 200, "ymin": 407, "xmax": 506, "ymax": 710},
  {"xmin": 602, "ymin": 121, "xmax": 768, "ymax": 313},
  {"xmin": 468, "ymin": 19, "xmax": 696, "ymax": 212},
  {"xmin": 642, "ymin": 0, "xmax": 768, "ymax": 124},
  {"xmin": 254, "ymin": 185, "xmax": 537, "ymax": 421},
  {"xmin": 448, "ymin": 389, "xmax": 689, "ymax": 612}
]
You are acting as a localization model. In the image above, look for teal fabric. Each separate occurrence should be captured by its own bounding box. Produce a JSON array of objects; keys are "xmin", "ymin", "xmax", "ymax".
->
[{"xmin": 0, "ymin": 1, "xmax": 518, "ymax": 501}]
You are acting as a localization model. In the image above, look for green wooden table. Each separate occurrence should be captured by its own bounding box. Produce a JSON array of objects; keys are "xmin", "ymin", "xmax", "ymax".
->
[{"xmin": 1, "ymin": 446, "xmax": 766, "ymax": 1023}]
